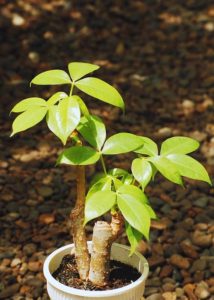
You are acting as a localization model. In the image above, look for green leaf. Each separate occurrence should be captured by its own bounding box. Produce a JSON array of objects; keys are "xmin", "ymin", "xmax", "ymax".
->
[
  {"xmin": 112, "ymin": 178, "xmax": 124, "ymax": 190},
  {"xmin": 161, "ymin": 136, "xmax": 199, "ymax": 155},
  {"xmin": 107, "ymin": 168, "xmax": 133, "ymax": 185},
  {"xmin": 145, "ymin": 204, "xmax": 157, "ymax": 219},
  {"xmin": 47, "ymin": 92, "xmax": 68, "ymax": 106},
  {"xmin": 11, "ymin": 107, "xmax": 47, "ymax": 136},
  {"xmin": 68, "ymin": 62, "xmax": 100, "ymax": 81},
  {"xmin": 149, "ymin": 156, "xmax": 183, "ymax": 185},
  {"xmin": 31, "ymin": 70, "xmax": 71, "ymax": 85},
  {"xmin": 151, "ymin": 164, "xmax": 158, "ymax": 181},
  {"xmin": 123, "ymin": 173, "xmax": 134, "ymax": 185},
  {"xmin": 131, "ymin": 158, "xmax": 152, "ymax": 190},
  {"xmin": 108, "ymin": 168, "xmax": 130, "ymax": 177},
  {"xmin": 46, "ymin": 96, "xmax": 80, "ymax": 145},
  {"xmin": 77, "ymin": 115, "xmax": 106, "ymax": 150},
  {"xmin": 102, "ymin": 133, "xmax": 144, "ymax": 155},
  {"xmin": 58, "ymin": 146, "xmax": 101, "ymax": 165},
  {"xmin": 73, "ymin": 95, "xmax": 89, "ymax": 117},
  {"xmin": 167, "ymin": 154, "xmax": 212, "ymax": 184},
  {"xmin": 75, "ymin": 77, "xmax": 124, "ymax": 110},
  {"xmin": 89, "ymin": 172, "xmax": 106, "ymax": 187},
  {"xmin": 117, "ymin": 185, "xmax": 148, "ymax": 204},
  {"xmin": 11, "ymin": 97, "xmax": 47, "ymax": 113},
  {"xmin": 135, "ymin": 137, "xmax": 158, "ymax": 156},
  {"xmin": 85, "ymin": 190, "xmax": 116, "ymax": 224},
  {"xmin": 117, "ymin": 194, "xmax": 150, "ymax": 240},
  {"xmin": 125, "ymin": 223, "xmax": 143, "ymax": 256},
  {"xmin": 87, "ymin": 176, "xmax": 112, "ymax": 199}
]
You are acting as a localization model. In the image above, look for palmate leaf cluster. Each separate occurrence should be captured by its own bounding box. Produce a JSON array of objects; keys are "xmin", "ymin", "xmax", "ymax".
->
[{"xmin": 10, "ymin": 62, "xmax": 211, "ymax": 255}]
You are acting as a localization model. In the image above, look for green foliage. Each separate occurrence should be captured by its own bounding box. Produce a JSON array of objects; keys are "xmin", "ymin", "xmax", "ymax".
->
[
  {"xmin": 131, "ymin": 135, "xmax": 211, "ymax": 187},
  {"xmin": 85, "ymin": 190, "xmax": 116, "ymax": 224},
  {"xmin": 117, "ymin": 185, "xmax": 148, "ymax": 204},
  {"xmin": 125, "ymin": 223, "xmax": 143, "ymax": 256},
  {"xmin": 102, "ymin": 133, "xmax": 144, "ymax": 155},
  {"xmin": 135, "ymin": 137, "xmax": 158, "ymax": 156},
  {"xmin": 47, "ymin": 92, "xmax": 68, "ymax": 106},
  {"xmin": 87, "ymin": 176, "xmax": 112, "ymax": 199},
  {"xmin": 31, "ymin": 70, "xmax": 72, "ymax": 85},
  {"xmin": 161, "ymin": 136, "xmax": 199, "ymax": 155},
  {"xmin": 145, "ymin": 204, "xmax": 157, "ymax": 219},
  {"xmin": 77, "ymin": 115, "xmax": 106, "ymax": 150},
  {"xmin": 117, "ymin": 192, "xmax": 150, "ymax": 240},
  {"xmin": 75, "ymin": 77, "xmax": 124, "ymax": 110},
  {"xmin": 149, "ymin": 156, "xmax": 183, "ymax": 185},
  {"xmin": 166, "ymin": 154, "xmax": 211, "ymax": 184},
  {"xmin": 73, "ymin": 95, "xmax": 89, "ymax": 117},
  {"xmin": 131, "ymin": 158, "xmax": 153, "ymax": 190},
  {"xmin": 11, "ymin": 97, "xmax": 47, "ymax": 113},
  {"xmin": 10, "ymin": 61, "xmax": 212, "ymax": 257},
  {"xmin": 58, "ymin": 146, "xmax": 101, "ymax": 165},
  {"xmin": 68, "ymin": 62, "xmax": 100, "ymax": 81},
  {"xmin": 11, "ymin": 107, "xmax": 47, "ymax": 136},
  {"xmin": 46, "ymin": 96, "xmax": 80, "ymax": 145}
]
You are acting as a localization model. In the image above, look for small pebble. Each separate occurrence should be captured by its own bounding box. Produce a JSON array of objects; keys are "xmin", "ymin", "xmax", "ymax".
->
[
  {"xmin": 195, "ymin": 281, "xmax": 210, "ymax": 299},
  {"xmin": 162, "ymin": 292, "xmax": 176, "ymax": 300},
  {"xmin": 11, "ymin": 258, "xmax": 22, "ymax": 267},
  {"xmin": 169, "ymin": 254, "xmax": 190, "ymax": 269},
  {"xmin": 192, "ymin": 230, "xmax": 212, "ymax": 248}
]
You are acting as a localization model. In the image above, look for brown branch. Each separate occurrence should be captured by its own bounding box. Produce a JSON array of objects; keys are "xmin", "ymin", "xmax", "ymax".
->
[{"xmin": 70, "ymin": 165, "xmax": 90, "ymax": 280}]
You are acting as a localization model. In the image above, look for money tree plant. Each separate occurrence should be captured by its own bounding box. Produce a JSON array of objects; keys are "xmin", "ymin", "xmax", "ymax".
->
[{"xmin": 10, "ymin": 62, "xmax": 211, "ymax": 287}]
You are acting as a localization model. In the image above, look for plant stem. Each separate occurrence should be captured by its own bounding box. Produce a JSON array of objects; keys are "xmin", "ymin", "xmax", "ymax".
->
[
  {"xmin": 69, "ymin": 83, "xmax": 74, "ymax": 96},
  {"xmin": 70, "ymin": 166, "xmax": 90, "ymax": 280},
  {"xmin": 69, "ymin": 83, "xmax": 90, "ymax": 280},
  {"xmin": 100, "ymin": 155, "xmax": 107, "ymax": 175}
]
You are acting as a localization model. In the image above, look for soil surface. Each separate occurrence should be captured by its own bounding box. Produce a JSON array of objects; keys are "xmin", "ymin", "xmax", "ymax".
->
[
  {"xmin": 0, "ymin": 0, "xmax": 214, "ymax": 300},
  {"xmin": 53, "ymin": 254, "xmax": 141, "ymax": 290}
]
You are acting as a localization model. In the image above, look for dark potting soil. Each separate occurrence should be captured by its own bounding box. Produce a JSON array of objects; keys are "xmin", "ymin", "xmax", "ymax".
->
[{"xmin": 53, "ymin": 254, "xmax": 141, "ymax": 291}]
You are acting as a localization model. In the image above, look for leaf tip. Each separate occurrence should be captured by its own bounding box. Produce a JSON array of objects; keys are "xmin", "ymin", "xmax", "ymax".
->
[{"xmin": 207, "ymin": 177, "xmax": 212, "ymax": 186}]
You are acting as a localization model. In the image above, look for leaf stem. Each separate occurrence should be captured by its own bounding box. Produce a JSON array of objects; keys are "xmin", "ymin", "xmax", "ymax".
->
[
  {"xmin": 100, "ymin": 155, "xmax": 107, "ymax": 175},
  {"xmin": 70, "ymin": 83, "xmax": 74, "ymax": 96}
]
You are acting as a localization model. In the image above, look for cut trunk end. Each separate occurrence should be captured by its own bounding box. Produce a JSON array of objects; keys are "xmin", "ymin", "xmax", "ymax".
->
[
  {"xmin": 89, "ymin": 213, "xmax": 124, "ymax": 286},
  {"xmin": 89, "ymin": 221, "xmax": 113, "ymax": 286}
]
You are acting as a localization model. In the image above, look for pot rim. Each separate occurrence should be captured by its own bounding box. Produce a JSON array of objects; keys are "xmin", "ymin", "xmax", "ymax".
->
[{"xmin": 43, "ymin": 242, "xmax": 149, "ymax": 297}]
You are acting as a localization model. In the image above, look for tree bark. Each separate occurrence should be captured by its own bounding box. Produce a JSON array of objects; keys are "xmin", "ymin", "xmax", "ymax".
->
[
  {"xmin": 89, "ymin": 212, "xmax": 124, "ymax": 286},
  {"xmin": 70, "ymin": 165, "xmax": 90, "ymax": 280}
]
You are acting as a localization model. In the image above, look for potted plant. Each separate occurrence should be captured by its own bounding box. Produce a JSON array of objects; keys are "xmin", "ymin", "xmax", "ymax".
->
[{"xmin": 10, "ymin": 62, "xmax": 211, "ymax": 300}]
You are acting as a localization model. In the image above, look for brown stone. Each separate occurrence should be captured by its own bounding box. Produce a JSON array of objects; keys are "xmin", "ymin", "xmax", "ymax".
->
[
  {"xmin": 20, "ymin": 285, "xmax": 31, "ymax": 295},
  {"xmin": 162, "ymin": 292, "xmax": 176, "ymax": 300},
  {"xmin": 195, "ymin": 281, "xmax": 210, "ymax": 299},
  {"xmin": 38, "ymin": 213, "xmax": 55, "ymax": 225},
  {"xmin": 15, "ymin": 219, "xmax": 30, "ymax": 229},
  {"xmin": 137, "ymin": 240, "xmax": 149, "ymax": 255},
  {"xmin": 160, "ymin": 265, "xmax": 173, "ymax": 278},
  {"xmin": 0, "ymin": 283, "xmax": 20, "ymax": 299},
  {"xmin": 151, "ymin": 220, "xmax": 167, "ymax": 230},
  {"xmin": 192, "ymin": 230, "xmax": 212, "ymax": 248},
  {"xmin": 28, "ymin": 261, "xmax": 42, "ymax": 272},
  {"xmin": 183, "ymin": 284, "xmax": 197, "ymax": 300},
  {"xmin": 180, "ymin": 242, "xmax": 199, "ymax": 259},
  {"xmin": 207, "ymin": 277, "xmax": 214, "ymax": 287},
  {"xmin": 169, "ymin": 254, "xmax": 190, "ymax": 269},
  {"xmin": 148, "ymin": 256, "xmax": 165, "ymax": 268}
]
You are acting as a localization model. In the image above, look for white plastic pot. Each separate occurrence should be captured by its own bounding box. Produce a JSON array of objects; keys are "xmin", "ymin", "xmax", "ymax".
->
[{"xmin": 43, "ymin": 242, "xmax": 149, "ymax": 300}]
